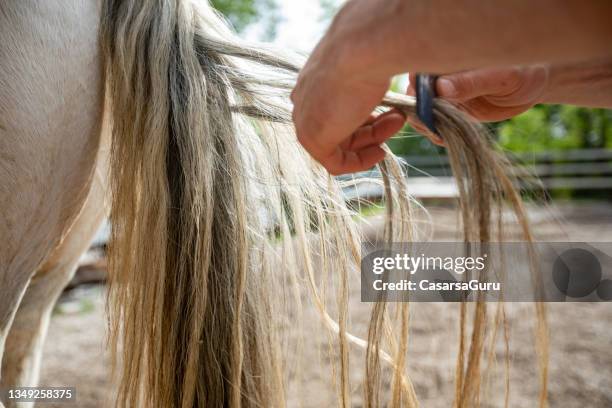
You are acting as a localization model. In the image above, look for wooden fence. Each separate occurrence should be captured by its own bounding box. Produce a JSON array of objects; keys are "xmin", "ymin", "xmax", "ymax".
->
[{"xmin": 341, "ymin": 148, "xmax": 612, "ymax": 200}]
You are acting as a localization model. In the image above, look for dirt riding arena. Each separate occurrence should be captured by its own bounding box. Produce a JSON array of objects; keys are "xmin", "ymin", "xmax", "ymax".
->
[{"xmin": 41, "ymin": 202, "xmax": 612, "ymax": 407}]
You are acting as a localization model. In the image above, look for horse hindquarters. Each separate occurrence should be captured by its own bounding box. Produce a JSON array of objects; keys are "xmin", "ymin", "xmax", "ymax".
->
[
  {"xmin": 1, "ymin": 166, "xmax": 107, "ymax": 408},
  {"xmin": 0, "ymin": 0, "xmax": 104, "ymax": 398}
]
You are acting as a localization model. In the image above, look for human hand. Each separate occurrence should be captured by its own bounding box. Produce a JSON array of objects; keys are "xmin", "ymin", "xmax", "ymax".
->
[
  {"xmin": 291, "ymin": 0, "xmax": 407, "ymax": 175},
  {"xmin": 291, "ymin": 58, "xmax": 404, "ymax": 176},
  {"xmin": 407, "ymin": 65, "xmax": 549, "ymax": 144}
]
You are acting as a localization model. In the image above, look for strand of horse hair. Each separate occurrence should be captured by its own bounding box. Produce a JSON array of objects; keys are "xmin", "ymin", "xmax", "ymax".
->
[{"xmin": 101, "ymin": 0, "xmax": 548, "ymax": 407}]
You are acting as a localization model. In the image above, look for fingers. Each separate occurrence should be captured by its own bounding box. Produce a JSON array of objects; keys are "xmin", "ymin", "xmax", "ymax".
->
[
  {"xmin": 454, "ymin": 98, "xmax": 536, "ymax": 122},
  {"xmin": 341, "ymin": 110, "xmax": 405, "ymax": 150},
  {"xmin": 322, "ymin": 110, "xmax": 405, "ymax": 175},
  {"xmin": 436, "ymin": 67, "xmax": 526, "ymax": 101},
  {"xmin": 326, "ymin": 145, "xmax": 387, "ymax": 176},
  {"xmin": 408, "ymin": 67, "xmax": 528, "ymax": 102},
  {"xmin": 291, "ymin": 71, "xmax": 393, "ymax": 174},
  {"xmin": 406, "ymin": 65, "xmax": 546, "ymax": 123}
]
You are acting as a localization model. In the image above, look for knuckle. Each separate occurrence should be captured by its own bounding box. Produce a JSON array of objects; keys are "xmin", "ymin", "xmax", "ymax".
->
[
  {"xmin": 327, "ymin": 167, "xmax": 343, "ymax": 176},
  {"xmin": 291, "ymin": 109, "xmax": 299, "ymax": 131},
  {"xmin": 324, "ymin": 160, "xmax": 343, "ymax": 176},
  {"xmin": 501, "ymin": 67, "xmax": 525, "ymax": 91},
  {"xmin": 450, "ymin": 75, "xmax": 472, "ymax": 97},
  {"xmin": 295, "ymin": 128, "xmax": 305, "ymax": 145},
  {"xmin": 298, "ymin": 120, "xmax": 327, "ymax": 153},
  {"xmin": 295, "ymin": 129, "xmax": 312, "ymax": 153}
]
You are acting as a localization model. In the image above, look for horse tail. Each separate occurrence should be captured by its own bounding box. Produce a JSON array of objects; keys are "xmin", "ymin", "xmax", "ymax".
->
[
  {"xmin": 99, "ymin": 0, "xmax": 546, "ymax": 407},
  {"xmin": 99, "ymin": 0, "xmax": 405, "ymax": 406},
  {"xmin": 101, "ymin": 1, "xmax": 285, "ymax": 406}
]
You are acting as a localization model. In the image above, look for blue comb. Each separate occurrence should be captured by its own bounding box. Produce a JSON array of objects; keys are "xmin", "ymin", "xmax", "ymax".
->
[{"xmin": 415, "ymin": 74, "xmax": 438, "ymax": 134}]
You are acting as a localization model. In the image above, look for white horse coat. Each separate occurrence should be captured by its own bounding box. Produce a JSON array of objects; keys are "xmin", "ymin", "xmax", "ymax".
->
[{"xmin": 0, "ymin": 1, "xmax": 107, "ymax": 404}]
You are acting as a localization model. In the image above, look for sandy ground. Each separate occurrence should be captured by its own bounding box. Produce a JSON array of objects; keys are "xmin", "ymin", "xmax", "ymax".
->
[{"xmin": 39, "ymin": 202, "xmax": 612, "ymax": 407}]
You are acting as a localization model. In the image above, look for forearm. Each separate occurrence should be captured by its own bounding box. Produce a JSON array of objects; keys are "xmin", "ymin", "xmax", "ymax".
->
[
  {"xmin": 329, "ymin": 0, "xmax": 612, "ymax": 79},
  {"xmin": 292, "ymin": 0, "xmax": 612, "ymax": 173},
  {"xmin": 540, "ymin": 58, "xmax": 612, "ymax": 108}
]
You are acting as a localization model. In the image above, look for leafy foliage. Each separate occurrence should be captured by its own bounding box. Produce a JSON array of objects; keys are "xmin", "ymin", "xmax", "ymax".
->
[
  {"xmin": 388, "ymin": 105, "xmax": 612, "ymax": 156},
  {"xmin": 388, "ymin": 105, "xmax": 612, "ymax": 199},
  {"xmin": 497, "ymin": 105, "xmax": 612, "ymax": 153}
]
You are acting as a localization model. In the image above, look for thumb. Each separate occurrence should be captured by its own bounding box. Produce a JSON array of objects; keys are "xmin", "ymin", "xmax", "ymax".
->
[{"xmin": 436, "ymin": 67, "xmax": 526, "ymax": 102}]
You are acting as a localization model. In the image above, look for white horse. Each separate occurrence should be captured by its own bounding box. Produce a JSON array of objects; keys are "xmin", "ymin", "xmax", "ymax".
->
[
  {"xmin": 0, "ymin": 0, "xmax": 108, "ymax": 402},
  {"xmin": 0, "ymin": 1, "xmax": 546, "ymax": 407}
]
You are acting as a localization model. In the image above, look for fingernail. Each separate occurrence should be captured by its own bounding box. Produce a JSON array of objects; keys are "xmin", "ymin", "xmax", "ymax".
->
[{"xmin": 437, "ymin": 78, "xmax": 457, "ymax": 98}]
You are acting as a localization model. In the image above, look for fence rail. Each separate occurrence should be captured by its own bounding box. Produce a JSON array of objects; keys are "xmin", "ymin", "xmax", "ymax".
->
[{"xmin": 341, "ymin": 148, "xmax": 612, "ymax": 200}]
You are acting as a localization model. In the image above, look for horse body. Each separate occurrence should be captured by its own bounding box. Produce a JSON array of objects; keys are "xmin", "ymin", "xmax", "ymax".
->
[{"xmin": 0, "ymin": 0, "xmax": 106, "ymax": 404}]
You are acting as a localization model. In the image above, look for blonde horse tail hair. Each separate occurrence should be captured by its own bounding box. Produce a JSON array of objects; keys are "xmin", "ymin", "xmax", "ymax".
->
[
  {"xmin": 100, "ymin": 0, "xmax": 547, "ymax": 406},
  {"xmin": 101, "ymin": 1, "xmax": 279, "ymax": 405},
  {"xmin": 101, "ymin": 0, "xmax": 372, "ymax": 405}
]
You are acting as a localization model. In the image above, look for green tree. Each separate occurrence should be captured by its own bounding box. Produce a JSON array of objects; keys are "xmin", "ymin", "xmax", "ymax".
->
[
  {"xmin": 388, "ymin": 105, "xmax": 612, "ymax": 157},
  {"xmin": 211, "ymin": 0, "xmax": 280, "ymax": 39},
  {"xmin": 497, "ymin": 105, "xmax": 612, "ymax": 153}
]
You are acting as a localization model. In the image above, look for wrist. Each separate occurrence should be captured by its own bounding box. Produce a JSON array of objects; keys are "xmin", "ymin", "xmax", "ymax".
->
[
  {"xmin": 534, "ymin": 64, "xmax": 553, "ymax": 105},
  {"xmin": 539, "ymin": 62, "xmax": 569, "ymax": 104},
  {"xmin": 328, "ymin": 0, "xmax": 413, "ymax": 82},
  {"xmin": 539, "ymin": 58, "xmax": 612, "ymax": 106}
]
